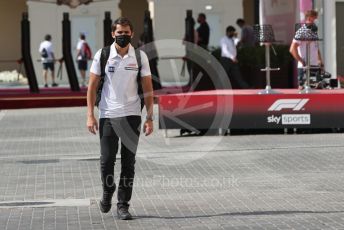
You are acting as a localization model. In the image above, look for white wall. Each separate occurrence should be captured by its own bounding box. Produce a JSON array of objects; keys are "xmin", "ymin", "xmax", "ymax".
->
[
  {"xmin": 27, "ymin": 0, "xmax": 119, "ymax": 85},
  {"xmin": 27, "ymin": 0, "xmax": 243, "ymax": 86},
  {"xmin": 147, "ymin": 0, "xmax": 243, "ymax": 85},
  {"xmin": 0, "ymin": 0, "xmax": 27, "ymax": 73},
  {"xmin": 149, "ymin": 0, "xmax": 243, "ymax": 47}
]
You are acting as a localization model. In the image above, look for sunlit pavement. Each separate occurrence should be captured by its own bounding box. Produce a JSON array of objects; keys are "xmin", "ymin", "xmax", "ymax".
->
[{"xmin": 0, "ymin": 107, "xmax": 344, "ymax": 229}]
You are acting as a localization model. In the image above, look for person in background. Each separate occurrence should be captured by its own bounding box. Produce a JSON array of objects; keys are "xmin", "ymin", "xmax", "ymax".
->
[
  {"xmin": 39, "ymin": 34, "xmax": 58, "ymax": 87},
  {"xmin": 236, "ymin": 18, "xmax": 256, "ymax": 48},
  {"xmin": 196, "ymin": 13, "xmax": 210, "ymax": 50},
  {"xmin": 220, "ymin": 26, "xmax": 250, "ymax": 89},
  {"xmin": 76, "ymin": 33, "xmax": 90, "ymax": 87},
  {"xmin": 289, "ymin": 10, "xmax": 323, "ymax": 90}
]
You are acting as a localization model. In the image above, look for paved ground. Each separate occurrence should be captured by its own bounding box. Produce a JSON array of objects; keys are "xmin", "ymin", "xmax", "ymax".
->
[{"xmin": 0, "ymin": 107, "xmax": 344, "ymax": 229}]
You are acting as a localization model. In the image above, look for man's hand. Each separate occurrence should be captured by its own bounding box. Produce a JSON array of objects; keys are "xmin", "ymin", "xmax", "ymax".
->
[
  {"xmin": 143, "ymin": 120, "xmax": 153, "ymax": 136},
  {"xmin": 86, "ymin": 73, "xmax": 100, "ymax": 135},
  {"xmin": 141, "ymin": 75, "xmax": 154, "ymax": 136},
  {"xmin": 87, "ymin": 115, "xmax": 98, "ymax": 135},
  {"xmin": 301, "ymin": 59, "xmax": 306, "ymax": 67},
  {"xmin": 319, "ymin": 61, "xmax": 324, "ymax": 70}
]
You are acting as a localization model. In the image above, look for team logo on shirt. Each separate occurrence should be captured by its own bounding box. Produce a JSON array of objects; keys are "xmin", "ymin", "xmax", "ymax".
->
[
  {"xmin": 108, "ymin": 66, "xmax": 115, "ymax": 72},
  {"xmin": 127, "ymin": 63, "xmax": 137, "ymax": 67},
  {"xmin": 125, "ymin": 63, "xmax": 138, "ymax": 71}
]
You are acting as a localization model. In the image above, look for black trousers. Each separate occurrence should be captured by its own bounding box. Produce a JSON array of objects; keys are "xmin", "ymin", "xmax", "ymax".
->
[
  {"xmin": 99, "ymin": 116, "xmax": 141, "ymax": 208},
  {"xmin": 220, "ymin": 57, "xmax": 249, "ymax": 89}
]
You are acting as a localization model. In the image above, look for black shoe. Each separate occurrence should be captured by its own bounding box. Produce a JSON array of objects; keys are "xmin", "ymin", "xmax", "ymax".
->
[
  {"xmin": 99, "ymin": 192, "xmax": 114, "ymax": 213},
  {"xmin": 44, "ymin": 84, "xmax": 48, "ymax": 88},
  {"xmin": 52, "ymin": 82, "xmax": 58, "ymax": 87},
  {"xmin": 180, "ymin": 129, "xmax": 192, "ymax": 136},
  {"xmin": 117, "ymin": 205, "xmax": 132, "ymax": 220}
]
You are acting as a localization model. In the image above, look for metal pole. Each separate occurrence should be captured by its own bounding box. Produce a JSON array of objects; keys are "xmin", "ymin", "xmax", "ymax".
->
[
  {"xmin": 259, "ymin": 42, "xmax": 279, "ymax": 94},
  {"xmin": 302, "ymin": 42, "xmax": 312, "ymax": 93},
  {"xmin": 306, "ymin": 42, "xmax": 311, "ymax": 86},
  {"xmin": 265, "ymin": 44, "xmax": 271, "ymax": 90}
]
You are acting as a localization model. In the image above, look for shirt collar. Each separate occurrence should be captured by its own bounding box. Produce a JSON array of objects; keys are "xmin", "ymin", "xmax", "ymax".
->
[
  {"xmin": 225, "ymin": 36, "xmax": 234, "ymax": 42},
  {"xmin": 111, "ymin": 42, "xmax": 135, "ymax": 58},
  {"xmin": 128, "ymin": 44, "xmax": 136, "ymax": 57}
]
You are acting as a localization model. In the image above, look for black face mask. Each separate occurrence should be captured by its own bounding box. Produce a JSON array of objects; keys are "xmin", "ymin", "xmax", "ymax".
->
[{"xmin": 115, "ymin": 35, "xmax": 131, "ymax": 48}]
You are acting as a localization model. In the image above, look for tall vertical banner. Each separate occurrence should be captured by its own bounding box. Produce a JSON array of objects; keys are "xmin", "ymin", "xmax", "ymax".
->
[{"xmin": 259, "ymin": 0, "xmax": 297, "ymax": 44}]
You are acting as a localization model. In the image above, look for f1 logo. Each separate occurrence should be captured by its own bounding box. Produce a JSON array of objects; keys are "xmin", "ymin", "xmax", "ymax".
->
[{"xmin": 268, "ymin": 99, "xmax": 309, "ymax": 111}]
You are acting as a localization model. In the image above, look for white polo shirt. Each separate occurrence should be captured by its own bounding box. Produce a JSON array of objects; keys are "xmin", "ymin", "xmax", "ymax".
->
[
  {"xmin": 76, "ymin": 39, "xmax": 86, "ymax": 60},
  {"xmin": 292, "ymin": 39, "xmax": 319, "ymax": 68},
  {"xmin": 90, "ymin": 43, "xmax": 151, "ymax": 118}
]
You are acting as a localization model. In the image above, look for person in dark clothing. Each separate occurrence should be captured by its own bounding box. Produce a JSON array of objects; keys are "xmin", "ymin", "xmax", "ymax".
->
[
  {"xmin": 220, "ymin": 26, "xmax": 250, "ymax": 89},
  {"xmin": 180, "ymin": 13, "xmax": 212, "ymax": 136},
  {"xmin": 196, "ymin": 13, "xmax": 210, "ymax": 50},
  {"xmin": 236, "ymin": 18, "xmax": 256, "ymax": 48},
  {"xmin": 193, "ymin": 13, "xmax": 212, "ymax": 90}
]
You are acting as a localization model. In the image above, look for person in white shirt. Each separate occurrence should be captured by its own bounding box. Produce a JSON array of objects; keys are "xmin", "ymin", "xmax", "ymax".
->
[
  {"xmin": 290, "ymin": 10, "xmax": 323, "ymax": 89},
  {"xmin": 220, "ymin": 26, "xmax": 250, "ymax": 89},
  {"xmin": 86, "ymin": 17, "xmax": 154, "ymax": 220},
  {"xmin": 38, "ymin": 34, "xmax": 58, "ymax": 87},
  {"xmin": 76, "ymin": 33, "xmax": 89, "ymax": 87}
]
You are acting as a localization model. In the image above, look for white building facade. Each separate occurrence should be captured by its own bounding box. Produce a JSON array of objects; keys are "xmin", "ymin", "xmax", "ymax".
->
[
  {"xmin": 27, "ymin": 0, "xmax": 119, "ymax": 84},
  {"xmin": 26, "ymin": 0, "xmax": 243, "ymax": 85},
  {"xmin": 1, "ymin": 0, "xmax": 342, "ymax": 85}
]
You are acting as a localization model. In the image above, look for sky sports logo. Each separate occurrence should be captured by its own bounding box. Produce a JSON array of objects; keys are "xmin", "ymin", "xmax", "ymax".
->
[
  {"xmin": 267, "ymin": 114, "xmax": 311, "ymax": 125},
  {"xmin": 267, "ymin": 99, "xmax": 311, "ymax": 125}
]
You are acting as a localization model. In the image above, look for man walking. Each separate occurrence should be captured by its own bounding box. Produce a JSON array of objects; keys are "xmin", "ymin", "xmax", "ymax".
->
[
  {"xmin": 76, "ymin": 33, "xmax": 91, "ymax": 87},
  {"xmin": 86, "ymin": 17, "xmax": 154, "ymax": 220},
  {"xmin": 39, "ymin": 34, "xmax": 58, "ymax": 87},
  {"xmin": 220, "ymin": 26, "xmax": 250, "ymax": 89}
]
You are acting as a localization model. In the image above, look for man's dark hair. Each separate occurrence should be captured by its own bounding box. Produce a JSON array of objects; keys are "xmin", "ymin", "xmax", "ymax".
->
[
  {"xmin": 45, "ymin": 34, "xmax": 51, "ymax": 41},
  {"xmin": 80, "ymin": 33, "xmax": 86, "ymax": 40},
  {"xmin": 236, "ymin": 18, "xmax": 245, "ymax": 25},
  {"xmin": 226, "ymin": 26, "xmax": 236, "ymax": 33},
  {"xmin": 198, "ymin": 13, "xmax": 206, "ymax": 20},
  {"xmin": 112, "ymin": 17, "xmax": 134, "ymax": 32}
]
